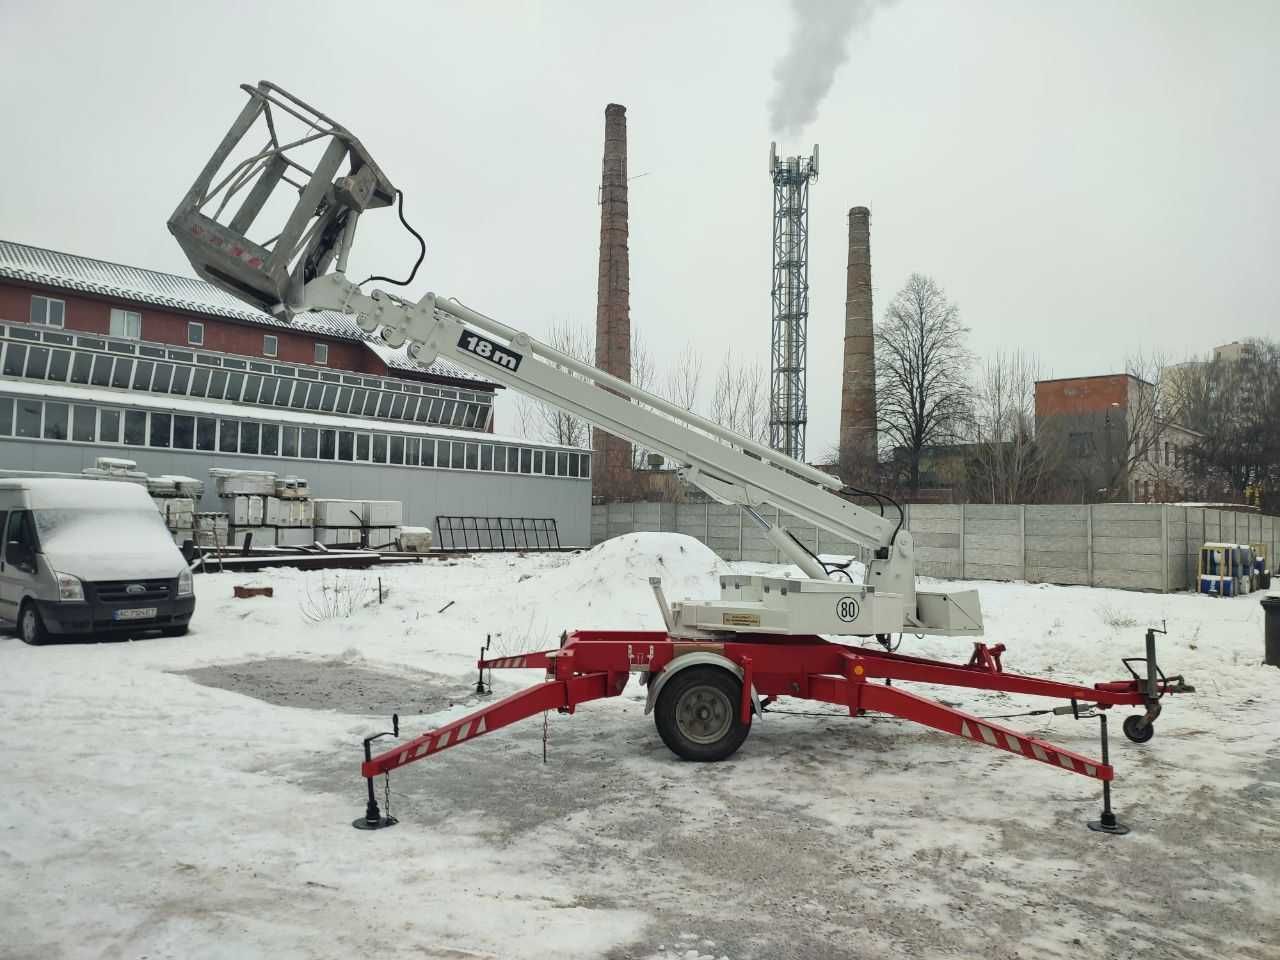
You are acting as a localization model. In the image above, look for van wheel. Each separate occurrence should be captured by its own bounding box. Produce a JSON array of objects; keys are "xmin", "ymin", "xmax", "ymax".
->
[
  {"xmin": 654, "ymin": 666, "xmax": 751, "ymax": 762},
  {"xmin": 19, "ymin": 602, "xmax": 50, "ymax": 646}
]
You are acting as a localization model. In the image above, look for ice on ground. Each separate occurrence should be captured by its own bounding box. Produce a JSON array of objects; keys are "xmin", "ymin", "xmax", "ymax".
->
[{"xmin": 1, "ymin": 531, "xmax": 1278, "ymax": 960}]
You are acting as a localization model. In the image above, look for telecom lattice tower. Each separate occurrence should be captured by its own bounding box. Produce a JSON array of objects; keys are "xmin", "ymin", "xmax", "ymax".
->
[{"xmin": 768, "ymin": 143, "xmax": 818, "ymax": 461}]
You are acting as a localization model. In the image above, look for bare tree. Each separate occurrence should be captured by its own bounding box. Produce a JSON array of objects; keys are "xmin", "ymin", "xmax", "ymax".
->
[
  {"xmin": 710, "ymin": 348, "xmax": 769, "ymax": 445},
  {"xmin": 629, "ymin": 328, "xmax": 658, "ymax": 468},
  {"xmin": 1105, "ymin": 352, "xmax": 1169, "ymax": 501},
  {"xmin": 663, "ymin": 342, "xmax": 702, "ymax": 413},
  {"xmin": 875, "ymin": 274, "xmax": 972, "ymax": 494},
  {"xmin": 514, "ymin": 318, "xmax": 594, "ymax": 447},
  {"xmin": 967, "ymin": 351, "xmax": 1064, "ymax": 503}
]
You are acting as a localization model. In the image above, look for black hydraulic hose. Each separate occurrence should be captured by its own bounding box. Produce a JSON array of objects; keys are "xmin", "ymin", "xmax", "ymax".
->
[{"xmin": 356, "ymin": 190, "xmax": 426, "ymax": 288}]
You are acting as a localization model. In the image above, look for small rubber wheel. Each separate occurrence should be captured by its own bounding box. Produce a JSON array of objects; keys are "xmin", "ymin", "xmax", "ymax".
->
[
  {"xmin": 654, "ymin": 666, "xmax": 751, "ymax": 762},
  {"xmin": 19, "ymin": 602, "xmax": 49, "ymax": 646},
  {"xmin": 1123, "ymin": 714, "xmax": 1155, "ymax": 744}
]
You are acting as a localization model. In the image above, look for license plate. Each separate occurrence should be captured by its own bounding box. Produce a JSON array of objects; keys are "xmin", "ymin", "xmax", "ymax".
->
[{"xmin": 113, "ymin": 607, "xmax": 157, "ymax": 621}]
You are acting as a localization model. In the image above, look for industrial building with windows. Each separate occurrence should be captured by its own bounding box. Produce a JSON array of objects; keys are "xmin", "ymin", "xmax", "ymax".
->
[{"xmin": 0, "ymin": 240, "xmax": 591, "ymax": 544}]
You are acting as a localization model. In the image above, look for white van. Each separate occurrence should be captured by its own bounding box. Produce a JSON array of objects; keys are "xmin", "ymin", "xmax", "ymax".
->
[{"xmin": 0, "ymin": 478, "xmax": 195, "ymax": 644}]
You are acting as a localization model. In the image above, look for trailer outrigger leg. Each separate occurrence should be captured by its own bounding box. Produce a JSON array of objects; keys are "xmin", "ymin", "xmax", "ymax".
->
[{"xmin": 356, "ymin": 626, "xmax": 1191, "ymax": 832}]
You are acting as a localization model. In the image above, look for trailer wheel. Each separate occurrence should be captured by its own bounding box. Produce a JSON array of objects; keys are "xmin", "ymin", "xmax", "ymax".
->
[
  {"xmin": 1123, "ymin": 714, "xmax": 1155, "ymax": 744},
  {"xmin": 654, "ymin": 666, "xmax": 750, "ymax": 762}
]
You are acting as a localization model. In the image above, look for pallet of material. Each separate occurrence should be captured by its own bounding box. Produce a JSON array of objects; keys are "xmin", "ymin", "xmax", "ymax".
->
[{"xmin": 210, "ymin": 468, "xmax": 278, "ymax": 497}]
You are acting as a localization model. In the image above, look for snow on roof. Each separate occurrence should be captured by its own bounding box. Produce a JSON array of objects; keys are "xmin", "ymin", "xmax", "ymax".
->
[
  {"xmin": 0, "ymin": 239, "xmax": 492, "ymax": 390},
  {"xmin": 0, "ymin": 476, "xmax": 154, "ymax": 509}
]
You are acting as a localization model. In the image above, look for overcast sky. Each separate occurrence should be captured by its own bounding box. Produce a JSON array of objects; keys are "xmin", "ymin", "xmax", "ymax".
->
[{"xmin": 2, "ymin": 0, "xmax": 1276, "ymax": 457}]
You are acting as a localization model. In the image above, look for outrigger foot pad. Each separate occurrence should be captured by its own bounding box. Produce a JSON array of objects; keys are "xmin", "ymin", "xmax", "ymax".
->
[
  {"xmin": 1088, "ymin": 812, "xmax": 1130, "ymax": 835},
  {"xmin": 353, "ymin": 812, "xmax": 398, "ymax": 831}
]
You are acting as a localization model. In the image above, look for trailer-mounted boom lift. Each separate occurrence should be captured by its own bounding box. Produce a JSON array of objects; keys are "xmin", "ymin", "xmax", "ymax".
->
[{"xmin": 168, "ymin": 82, "xmax": 1192, "ymax": 834}]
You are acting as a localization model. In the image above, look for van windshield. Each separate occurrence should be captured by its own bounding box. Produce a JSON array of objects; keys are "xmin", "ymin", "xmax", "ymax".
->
[{"xmin": 33, "ymin": 507, "xmax": 175, "ymax": 557}]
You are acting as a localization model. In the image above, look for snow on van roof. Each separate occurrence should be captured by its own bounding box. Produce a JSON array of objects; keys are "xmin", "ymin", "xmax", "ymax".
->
[{"xmin": 0, "ymin": 477, "xmax": 155, "ymax": 510}]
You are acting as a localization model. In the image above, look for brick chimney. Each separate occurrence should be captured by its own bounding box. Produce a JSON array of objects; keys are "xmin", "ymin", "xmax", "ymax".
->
[
  {"xmin": 839, "ymin": 206, "xmax": 877, "ymax": 471},
  {"xmin": 592, "ymin": 103, "xmax": 632, "ymax": 499}
]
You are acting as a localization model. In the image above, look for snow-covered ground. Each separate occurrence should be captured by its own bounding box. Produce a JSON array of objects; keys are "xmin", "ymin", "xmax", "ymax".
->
[{"xmin": 2, "ymin": 533, "xmax": 1278, "ymax": 960}]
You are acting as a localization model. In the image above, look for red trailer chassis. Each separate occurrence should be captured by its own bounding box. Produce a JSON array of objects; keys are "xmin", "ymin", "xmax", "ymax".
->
[{"xmin": 354, "ymin": 628, "xmax": 1191, "ymax": 833}]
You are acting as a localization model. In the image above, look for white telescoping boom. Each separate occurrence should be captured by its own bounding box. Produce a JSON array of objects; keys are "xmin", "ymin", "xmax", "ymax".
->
[{"xmin": 168, "ymin": 81, "xmax": 983, "ymax": 640}]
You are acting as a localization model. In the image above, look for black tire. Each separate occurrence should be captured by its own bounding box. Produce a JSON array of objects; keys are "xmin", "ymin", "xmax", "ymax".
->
[
  {"xmin": 159, "ymin": 626, "xmax": 189, "ymax": 638},
  {"xmin": 1123, "ymin": 714, "xmax": 1155, "ymax": 744},
  {"xmin": 18, "ymin": 602, "xmax": 50, "ymax": 646},
  {"xmin": 654, "ymin": 665, "xmax": 751, "ymax": 762}
]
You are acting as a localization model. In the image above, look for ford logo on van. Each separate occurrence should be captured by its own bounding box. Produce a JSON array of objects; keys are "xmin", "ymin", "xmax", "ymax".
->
[{"xmin": 126, "ymin": 583, "xmax": 147, "ymax": 595}]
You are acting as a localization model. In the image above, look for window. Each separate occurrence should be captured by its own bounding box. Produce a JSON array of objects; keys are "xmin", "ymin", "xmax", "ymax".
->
[
  {"xmin": 389, "ymin": 435, "xmax": 404, "ymax": 465},
  {"xmin": 149, "ymin": 413, "xmax": 171, "ymax": 448},
  {"xmin": 196, "ymin": 416, "xmax": 216, "ymax": 450},
  {"xmin": 465, "ymin": 443, "xmax": 479, "ymax": 471},
  {"xmin": 507, "ymin": 447, "xmax": 520, "ymax": 472},
  {"xmin": 356, "ymin": 433, "xmax": 370, "ymax": 461},
  {"xmin": 261, "ymin": 424, "xmax": 279, "ymax": 456},
  {"xmin": 1, "ymin": 344, "xmax": 24, "ymax": 376},
  {"xmin": 300, "ymin": 428, "xmax": 318, "ymax": 459},
  {"xmin": 313, "ymin": 428, "xmax": 334, "ymax": 460},
  {"xmin": 124, "ymin": 410, "xmax": 147, "ymax": 446},
  {"xmin": 450, "ymin": 442, "xmax": 465, "ymax": 470},
  {"xmin": 72, "ymin": 405, "xmax": 96, "ymax": 442},
  {"xmin": 70, "ymin": 352, "xmax": 92, "ymax": 384},
  {"xmin": 47, "ymin": 350, "xmax": 70, "ymax": 381},
  {"xmin": 109, "ymin": 308, "xmax": 142, "ymax": 339},
  {"xmin": 304, "ymin": 382, "xmax": 324, "ymax": 411},
  {"xmin": 390, "ymin": 394, "xmax": 407, "ymax": 419},
  {"xmin": 151, "ymin": 363, "xmax": 174, "ymax": 393},
  {"xmin": 207, "ymin": 369, "xmax": 228, "ymax": 400},
  {"xmin": 338, "ymin": 431, "xmax": 354, "ymax": 461},
  {"xmin": 132, "ymin": 360, "xmax": 154, "ymax": 390},
  {"xmin": 533, "ymin": 450, "xmax": 544, "ymax": 474},
  {"xmin": 376, "ymin": 393, "xmax": 394, "ymax": 418},
  {"xmin": 225, "ymin": 372, "xmax": 244, "ymax": 402},
  {"xmin": 580, "ymin": 453, "xmax": 590, "ymax": 478},
  {"xmin": 282, "ymin": 426, "xmax": 299, "ymax": 457},
  {"xmin": 407, "ymin": 437, "xmax": 420, "ymax": 465},
  {"xmin": 43, "ymin": 402, "xmax": 69, "ymax": 440},
  {"xmin": 90, "ymin": 354, "xmax": 112, "ymax": 387},
  {"xmin": 321, "ymin": 384, "xmax": 338, "ymax": 412},
  {"xmin": 314, "ymin": 342, "xmax": 328, "ymax": 365},
  {"xmin": 0, "ymin": 397, "xmax": 14, "ymax": 435},
  {"xmin": 361, "ymin": 391, "xmax": 378, "ymax": 417},
  {"xmin": 24, "ymin": 346, "xmax": 50, "ymax": 379},
  {"xmin": 173, "ymin": 415, "xmax": 195, "ymax": 449},
  {"xmin": 219, "ymin": 419, "xmax": 239, "ymax": 453},
  {"xmin": 372, "ymin": 434, "xmax": 387, "ymax": 464},
  {"xmin": 567, "ymin": 452, "xmax": 580, "ymax": 478},
  {"xmin": 190, "ymin": 367, "xmax": 210, "ymax": 397},
  {"xmin": 6, "ymin": 512, "xmax": 38, "ymax": 570},
  {"xmin": 240, "ymin": 421, "xmax": 260, "ymax": 455},
  {"xmin": 557, "ymin": 452, "xmax": 569, "ymax": 475},
  {"xmin": 14, "ymin": 399, "xmax": 40, "ymax": 438},
  {"xmin": 31, "ymin": 295, "xmax": 66, "ymax": 328},
  {"xmin": 188, "ymin": 322, "xmax": 204, "ymax": 346},
  {"xmin": 99, "ymin": 409, "xmax": 121, "ymax": 443},
  {"xmin": 171, "ymin": 366, "xmax": 191, "ymax": 395},
  {"xmin": 259, "ymin": 377, "xmax": 278, "ymax": 404},
  {"xmin": 263, "ymin": 335, "xmax": 278, "ymax": 358}
]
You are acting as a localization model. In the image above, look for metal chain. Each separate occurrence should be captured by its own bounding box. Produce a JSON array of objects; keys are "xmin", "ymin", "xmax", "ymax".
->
[
  {"xmin": 542, "ymin": 710, "xmax": 549, "ymax": 763},
  {"xmin": 383, "ymin": 774, "xmax": 392, "ymax": 819}
]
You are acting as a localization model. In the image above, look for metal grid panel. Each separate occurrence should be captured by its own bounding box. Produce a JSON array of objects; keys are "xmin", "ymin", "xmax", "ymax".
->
[{"xmin": 434, "ymin": 516, "xmax": 560, "ymax": 552}]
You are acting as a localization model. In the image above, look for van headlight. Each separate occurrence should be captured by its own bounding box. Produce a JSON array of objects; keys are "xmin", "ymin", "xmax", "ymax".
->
[
  {"xmin": 177, "ymin": 568, "xmax": 194, "ymax": 598},
  {"xmin": 54, "ymin": 572, "xmax": 85, "ymax": 602}
]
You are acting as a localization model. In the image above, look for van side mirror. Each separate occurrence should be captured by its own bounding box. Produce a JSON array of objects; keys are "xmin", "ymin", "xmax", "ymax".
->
[{"xmin": 6, "ymin": 540, "xmax": 34, "ymax": 572}]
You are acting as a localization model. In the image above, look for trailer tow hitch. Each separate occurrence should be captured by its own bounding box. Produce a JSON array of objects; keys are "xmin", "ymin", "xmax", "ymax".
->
[{"xmin": 353, "ymin": 713, "xmax": 400, "ymax": 831}]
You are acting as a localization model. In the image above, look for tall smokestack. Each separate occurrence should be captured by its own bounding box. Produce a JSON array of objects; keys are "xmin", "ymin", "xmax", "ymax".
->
[
  {"xmin": 592, "ymin": 103, "xmax": 632, "ymax": 500},
  {"xmin": 839, "ymin": 206, "xmax": 877, "ymax": 471}
]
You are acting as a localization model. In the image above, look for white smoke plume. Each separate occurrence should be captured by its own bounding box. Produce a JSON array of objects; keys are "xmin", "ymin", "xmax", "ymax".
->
[{"xmin": 768, "ymin": 0, "xmax": 886, "ymax": 138}]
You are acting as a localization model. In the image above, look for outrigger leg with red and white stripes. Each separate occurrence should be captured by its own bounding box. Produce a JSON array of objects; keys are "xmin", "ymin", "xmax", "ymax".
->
[{"xmin": 352, "ymin": 625, "xmax": 1191, "ymax": 834}]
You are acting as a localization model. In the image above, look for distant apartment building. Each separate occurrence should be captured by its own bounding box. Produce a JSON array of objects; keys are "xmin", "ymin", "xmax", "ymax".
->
[{"xmin": 1035, "ymin": 373, "xmax": 1199, "ymax": 503}]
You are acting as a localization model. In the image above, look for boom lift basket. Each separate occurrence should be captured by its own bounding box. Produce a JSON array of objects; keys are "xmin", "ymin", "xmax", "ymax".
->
[{"xmin": 167, "ymin": 81, "xmax": 396, "ymax": 316}]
